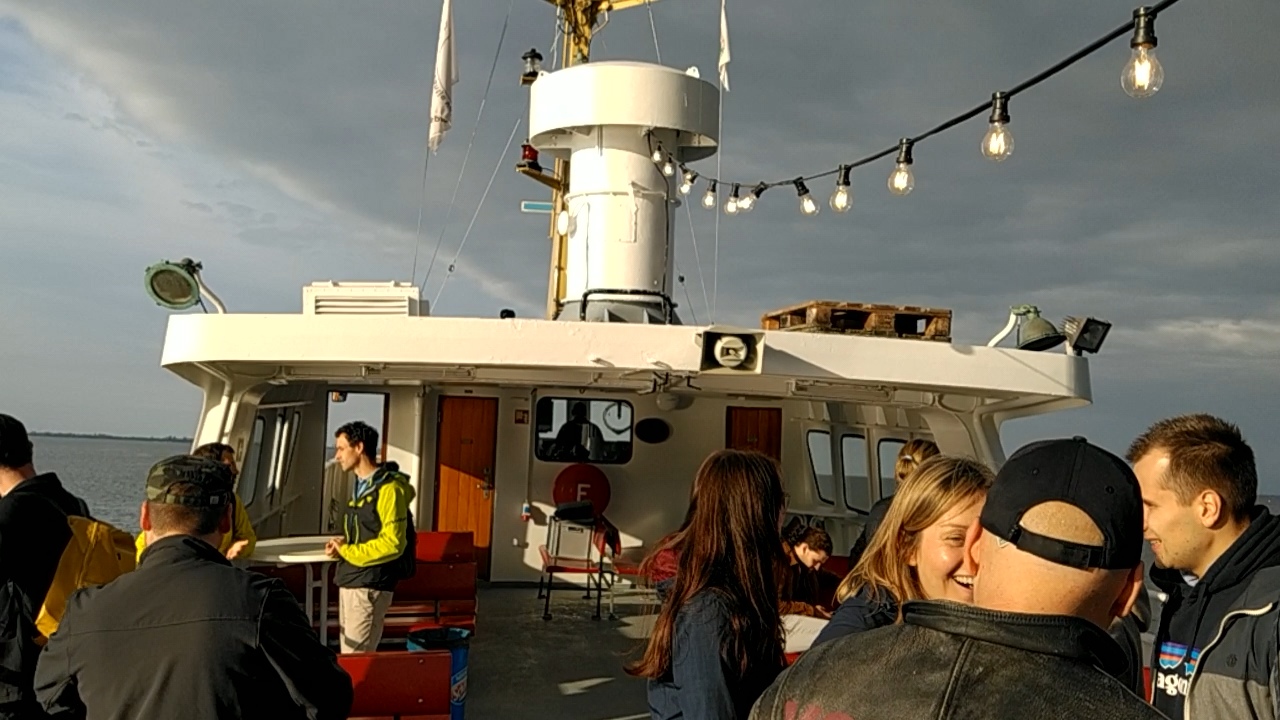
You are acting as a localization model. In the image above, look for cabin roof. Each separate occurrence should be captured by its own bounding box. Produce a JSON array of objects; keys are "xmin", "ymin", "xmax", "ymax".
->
[{"xmin": 160, "ymin": 314, "xmax": 1091, "ymax": 414}]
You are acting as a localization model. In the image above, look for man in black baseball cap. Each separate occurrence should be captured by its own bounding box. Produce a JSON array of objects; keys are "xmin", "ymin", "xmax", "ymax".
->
[
  {"xmin": 34, "ymin": 455, "xmax": 352, "ymax": 719},
  {"xmin": 750, "ymin": 438, "xmax": 1158, "ymax": 720}
]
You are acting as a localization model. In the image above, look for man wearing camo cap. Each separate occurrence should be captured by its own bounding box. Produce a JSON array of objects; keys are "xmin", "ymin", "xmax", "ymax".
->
[{"xmin": 34, "ymin": 454, "xmax": 352, "ymax": 719}]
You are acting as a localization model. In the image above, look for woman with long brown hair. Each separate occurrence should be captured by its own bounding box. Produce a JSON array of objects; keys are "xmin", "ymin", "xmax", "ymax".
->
[
  {"xmin": 628, "ymin": 449, "xmax": 787, "ymax": 720},
  {"xmin": 812, "ymin": 455, "xmax": 992, "ymax": 648}
]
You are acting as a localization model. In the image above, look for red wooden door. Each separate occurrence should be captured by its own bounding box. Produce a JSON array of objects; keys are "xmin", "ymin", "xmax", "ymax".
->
[
  {"xmin": 725, "ymin": 407, "xmax": 782, "ymax": 461},
  {"xmin": 434, "ymin": 397, "xmax": 499, "ymax": 579}
]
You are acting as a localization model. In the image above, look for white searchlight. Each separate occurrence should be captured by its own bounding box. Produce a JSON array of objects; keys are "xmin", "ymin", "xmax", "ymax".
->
[{"xmin": 144, "ymin": 258, "xmax": 226, "ymax": 313}]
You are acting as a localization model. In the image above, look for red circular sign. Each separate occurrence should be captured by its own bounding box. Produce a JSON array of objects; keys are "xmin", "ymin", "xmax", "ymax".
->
[{"xmin": 552, "ymin": 464, "xmax": 612, "ymax": 516}]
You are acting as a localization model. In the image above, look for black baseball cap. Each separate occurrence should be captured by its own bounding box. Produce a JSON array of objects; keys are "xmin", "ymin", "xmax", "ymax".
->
[
  {"xmin": 146, "ymin": 455, "xmax": 234, "ymax": 508},
  {"xmin": 980, "ymin": 437, "xmax": 1143, "ymax": 570}
]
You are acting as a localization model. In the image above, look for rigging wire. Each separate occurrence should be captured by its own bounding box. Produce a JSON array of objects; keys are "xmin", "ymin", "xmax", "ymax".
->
[
  {"xmin": 417, "ymin": 0, "xmax": 516, "ymax": 292},
  {"xmin": 683, "ymin": 201, "xmax": 712, "ymax": 322},
  {"xmin": 431, "ymin": 117, "xmax": 523, "ymax": 310},
  {"xmin": 645, "ymin": 0, "xmax": 661, "ymax": 64}
]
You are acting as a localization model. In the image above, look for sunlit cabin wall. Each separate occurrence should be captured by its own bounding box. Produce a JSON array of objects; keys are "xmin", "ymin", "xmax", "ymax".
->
[{"xmin": 384, "ymin": 386, "xmax": 426, "ymax": 506}]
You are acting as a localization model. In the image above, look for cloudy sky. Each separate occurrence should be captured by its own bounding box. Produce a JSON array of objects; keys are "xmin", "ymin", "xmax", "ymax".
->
[{"xmin": 2, "ymin": 0, "xmax": 1277, "ymax": 485}]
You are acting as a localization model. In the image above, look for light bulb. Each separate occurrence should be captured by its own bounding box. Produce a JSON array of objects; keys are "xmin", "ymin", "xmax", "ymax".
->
[
  {"xmin": 981, "ymin": 122, "xmax": 1014, "ymax": 161},
  {"xmin": 651, "ymin": 148, "xmax": 664, "ymax": 163},
  {"xmin": 800, "ymin": 194, "xmax": 819, "ymax": 216},
  {"xmin": 725, "ymin": 183, "xmax": 741, "ymax": 215},
  {"xmin": 888, "ymin": 163, "xmax": 914, "ymax": 195},
  {"xmin": 701, "ymin": 183, "xmax": 717, "ymax": 210},
  {"xmin": 679, "ymin": 171, "xmax": 696, "ymax": 195},
  {"xmin": 737, "ymin": 194, "xmax": 756, "ymax": 213},
  {"xmin": 830, "ymin": 185, "xmax": 851, "ymax": 213},
  {"xmin": 1122, "ymin": 46, "xmax": 1164, "ymax": 98},
  {"xmin": 662, "ymin": 159, "xmax": 676, "ymax": 177}
]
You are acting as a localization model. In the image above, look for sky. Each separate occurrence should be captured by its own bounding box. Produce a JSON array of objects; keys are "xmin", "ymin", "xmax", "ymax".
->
[{"xmin": 1, "ymin": 0, "xmax": 1278, "ymax": 485}]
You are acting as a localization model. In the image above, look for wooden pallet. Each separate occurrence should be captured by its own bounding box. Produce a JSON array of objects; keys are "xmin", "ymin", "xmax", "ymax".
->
[{"xmin": 761, "ymin": 300, "xmax": 952, "ymax": 341}]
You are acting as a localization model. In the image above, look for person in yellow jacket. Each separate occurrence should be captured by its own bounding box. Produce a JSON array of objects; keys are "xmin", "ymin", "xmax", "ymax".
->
[{"xmin": 135, "ymin": 443, "xmax": 256, "ymax": 560}]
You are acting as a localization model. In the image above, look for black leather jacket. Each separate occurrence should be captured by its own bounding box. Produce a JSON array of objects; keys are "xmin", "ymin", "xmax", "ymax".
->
[{"xmin": 751, "ymin": 600, "xmax": 1165, "ymax": 720}]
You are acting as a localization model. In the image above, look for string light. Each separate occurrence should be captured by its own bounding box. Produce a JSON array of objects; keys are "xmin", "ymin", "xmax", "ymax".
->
[
  {"xmin": 830, "ymin": 165, "xmax": 852, "ymax": 213},
  {"xmin": 725, "ymin": 183, "xmax": 741, "ymax": 215},
  {"xmin": 631, "ymin": 1, "xmax": 1183, "ymax": 217},
  {"xmin": 679, "ymin": 168, "xmax": 698, "ymax": 195},
  {"xmin": 701, "ymin": 180, "xmax": 718, "ymax": 210},
  {"xmin": 888, "ymin": 139, "xmax": 915, "ymax": 196},
  {"xmin": 737, "ymin": 183, "xmax": 768, "ymax": 213},
  {"xmin": 1122, "ymin": 7, "xmax": 1164, "ymax": 98},
  {"xmin": 981, "ymin": 92, "xmax": 1014, "ymax": 162},
  {"xmin": 795, "ymin": 179, "xmax": 819, "ymax": 216}
]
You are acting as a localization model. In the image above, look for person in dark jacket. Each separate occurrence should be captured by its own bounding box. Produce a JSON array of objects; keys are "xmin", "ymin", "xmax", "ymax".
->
[
  {"xmin": 753, "ymin": 438, "xmax": 1160, "ymax": 720},
  {"xmin": 779, "ymin": 527, "xmax": 833, "ymax": 617},
  {"xmin": 814, "ymin": 456, "xmax": 991, "ymax": 648},
  {"xmin": 325, "ymin": 421, "xmax": 416, "ymax": 654},
  {"xmin": 0, "ymin": 413, "xmax": 90, "ymax": 719},
  {"xmin": 628, "ymin": 450, "xmax": 788, "ymax": 720},
  {"xmin": 33, "ymin": 454, "xmax": 352, "ymax": 720},
  {"xmin": 1129, "ymin": 414, "xmax": 1280, "ymax": 720}
]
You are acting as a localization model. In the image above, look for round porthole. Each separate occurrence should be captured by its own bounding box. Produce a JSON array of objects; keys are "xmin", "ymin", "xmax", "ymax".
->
[{"xmin": 635, "ymin": 417, "xmax": 672, "ymax": 444}]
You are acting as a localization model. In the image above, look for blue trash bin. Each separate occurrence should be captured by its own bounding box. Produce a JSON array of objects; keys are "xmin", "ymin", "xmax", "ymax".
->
[{"xmin": 407, "ymin": 626, "xmax": 472, "ymax": 720}]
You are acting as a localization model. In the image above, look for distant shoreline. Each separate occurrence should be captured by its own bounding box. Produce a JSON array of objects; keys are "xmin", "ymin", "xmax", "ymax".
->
[{"xmin": 30, "ymin": 432, "xmax": 193, "ymax": 444}]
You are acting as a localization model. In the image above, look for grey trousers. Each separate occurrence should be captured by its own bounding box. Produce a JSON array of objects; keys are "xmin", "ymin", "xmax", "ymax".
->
[{"xmin": 338, "ymin": 586, "xmax": 394, "ymax": 654}]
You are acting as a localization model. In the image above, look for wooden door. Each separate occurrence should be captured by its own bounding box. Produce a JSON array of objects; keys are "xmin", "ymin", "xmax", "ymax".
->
[
  {"xmin": 726, "ymin": 407, "xmax": 783, "ymax": 461},
  {"xmin": 434, "ymin": 397, "xmax": 499, "ymax": 579}
]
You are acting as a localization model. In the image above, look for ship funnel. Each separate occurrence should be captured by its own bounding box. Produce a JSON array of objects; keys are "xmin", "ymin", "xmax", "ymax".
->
[{"xmin": 527, "ymin": 62, "xmax": 720, "ymax": 324}]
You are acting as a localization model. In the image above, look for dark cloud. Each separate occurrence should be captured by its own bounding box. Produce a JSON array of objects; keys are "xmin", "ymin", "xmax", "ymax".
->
[
  {"xmin": 4, "ymin": 0, "xmax": 1280, "ymax": 482},
  {"xmin": 182, "ymin": 200, "xmax": 213, "ymax": 213}
]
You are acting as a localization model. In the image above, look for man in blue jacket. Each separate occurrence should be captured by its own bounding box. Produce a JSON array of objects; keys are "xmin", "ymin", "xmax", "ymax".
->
[{"xmin": 1129, "ymin": 413, "xmax": 1280, "ymax": 720}]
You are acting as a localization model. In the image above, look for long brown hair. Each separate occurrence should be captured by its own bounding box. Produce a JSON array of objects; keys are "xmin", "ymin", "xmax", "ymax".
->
[
  {"xmin": 628, "ymin": 450, "xmax": 787, "ymax": 680},
  {"xmin": 895, "ymin": 438, "xmax": 941, "ymax": 484},
  {"xmin": 836, "ymin": 455, "xmax": 992, "ymax": 618}
]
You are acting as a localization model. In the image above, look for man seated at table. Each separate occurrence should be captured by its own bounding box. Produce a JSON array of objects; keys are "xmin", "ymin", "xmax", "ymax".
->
[
  {"xmin": 34, "ymin": 455, "xmax": 352, "ymax": 719},
  {"xmin": 325, "ymin": 421, "xmax": 417, "ymax": 654},
  {"xmin": 134, "ymin": 442, "xmax": 257, "ymax": 561}
]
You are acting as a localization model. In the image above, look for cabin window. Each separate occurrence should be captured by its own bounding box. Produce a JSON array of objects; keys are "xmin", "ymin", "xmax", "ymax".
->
[
  {"xmin": 268, "ymin": 411, "xmax": 302, "ymax": 502},
  {"xmin": 806, "ymin": 430, "xmax": 836, "ymax": 505},
  {"xmin": 535, "ymin": 397, "xmax": 633, "ymax": 464},
  {"xmin": 239, "ymin": 417, "xmax": 266, "ymax": 506},
  {"xmin": 841, "ymin": 434, "xmax": 871, "ymax": 512},
  {"xmin": 878, "ymin": 438, "xmax": 907, "ymax": 498}
]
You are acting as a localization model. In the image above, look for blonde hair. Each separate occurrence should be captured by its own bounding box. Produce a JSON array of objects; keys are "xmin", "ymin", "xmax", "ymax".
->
[
  {"xmin": 836, "ymin": 455, "xmax": 994, "ymax": 618},
  {"xmin": 895, "ymin": 438, "xmax": 941, "ymax": 484}
]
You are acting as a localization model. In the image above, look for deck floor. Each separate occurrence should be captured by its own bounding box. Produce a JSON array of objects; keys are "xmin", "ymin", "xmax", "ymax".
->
[{"xmin": 466, "ymin": 585, "xmax": 657, "ymax": 720}]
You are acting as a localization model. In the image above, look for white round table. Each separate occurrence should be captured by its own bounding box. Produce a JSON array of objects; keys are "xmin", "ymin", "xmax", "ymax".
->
[{"xmin": 250, "ymin": 536, "xmax": 340, "ymax": 646}]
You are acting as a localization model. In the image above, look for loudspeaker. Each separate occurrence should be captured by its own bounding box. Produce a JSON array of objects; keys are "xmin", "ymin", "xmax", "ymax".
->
[{"xmin": 697, "ymin": 325, "xmax": 765, "ymax": 374}]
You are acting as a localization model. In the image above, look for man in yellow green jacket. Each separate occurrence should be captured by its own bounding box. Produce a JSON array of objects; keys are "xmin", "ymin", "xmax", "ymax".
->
[
  {"xmin": 135, "ymin": 443, "xmax": 256, "ymax": 561},
  {"xmin": 324, "ymin": 421, "xmax": 416, "ymax": 654}
]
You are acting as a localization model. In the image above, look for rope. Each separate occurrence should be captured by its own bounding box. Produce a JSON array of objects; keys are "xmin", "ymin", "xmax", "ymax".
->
[
  {"xmin": 676, "ymin": 266, "xmax": 698, "ymax": 324},
  {"xmin": 417, "ymin": 0, "xmax": 515, "ymax": 291},
  {"xmin": 431, "ymin": 117, "xmax": 523, "ymax": 309},
  {"xmin": 712, "ymin": 78, "xmax": 724, "ymax": 323},
  {"xmin": 684, "ymin": 201, "xmax": 711, "ymax": 321},
  {"xmin": 645, "ymin": 0, "xmax": 661, "ymax": 64}
]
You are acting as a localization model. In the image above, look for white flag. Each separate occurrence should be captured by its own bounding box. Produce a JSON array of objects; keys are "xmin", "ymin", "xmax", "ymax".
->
[
  {"xmin": 428, "ymin": 0, "xmax": 458, "ymax": 153},
  {"xmin": 718, "ymin": 0, "xmax": 730, "ymax": 92}
]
